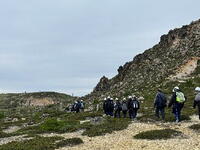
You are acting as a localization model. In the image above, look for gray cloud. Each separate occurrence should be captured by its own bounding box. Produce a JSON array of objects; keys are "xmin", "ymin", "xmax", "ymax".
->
[{"xmin": 0, "ymin": 0, "xmax": 200, "ymax": 96}]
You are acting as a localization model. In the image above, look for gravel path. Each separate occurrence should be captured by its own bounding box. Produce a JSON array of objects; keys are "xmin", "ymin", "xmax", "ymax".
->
[{"xmin": 57, "ymin": 115, "xmax": 200, "ymax": 150}]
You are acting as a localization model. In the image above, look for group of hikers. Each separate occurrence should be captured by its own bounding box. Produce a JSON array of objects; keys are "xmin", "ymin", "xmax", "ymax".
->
[
  {"xmin": 103, "ymin": 86, "xmax": 200, "ymax": 123},
  {"xmin": 65, "ymin": 100, "xmax": 85, "ymax": 113},
  {"xmin": 103, "ymin": 95, "xmax": 140, "ymax": 119}
]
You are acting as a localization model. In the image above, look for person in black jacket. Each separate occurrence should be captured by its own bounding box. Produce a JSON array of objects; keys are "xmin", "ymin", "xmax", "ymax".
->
[
  {"xmin": 103, "ymin": 97, "xmax": 109, "ymax": 115},
  {"xmin": 128, "ymin": 96, "xmax": 140, "ymax": 120},
  {"xmin": 168, "ymin": 86, "xmax": 186, "ymax": 123},
  {"xmin": 154, "ymin": 89, "xmax": 167, "ymax": 120},
  {"xmin": 114, "ymin": 98, "xmax": 122, "ymax": 118},
  {"xmin": 132, "ymin": 96, "xmax": 140, "ymax": 119}
]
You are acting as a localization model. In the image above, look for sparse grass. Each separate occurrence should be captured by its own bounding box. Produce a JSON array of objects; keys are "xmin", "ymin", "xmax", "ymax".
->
[
  {"xmin": 55, "ymin": 138, "xmax": 83, "ymax": 148},
  {"xmin": 189, "ymin": 124, "xmax": 200, "ymax": 131},
  {"xmin": 82, "ymin": 118, "xmax": 131, "ymax": 137},
  {"xmin": 134, "ymin": 129, "xmax": 182, "ymax": 140}
]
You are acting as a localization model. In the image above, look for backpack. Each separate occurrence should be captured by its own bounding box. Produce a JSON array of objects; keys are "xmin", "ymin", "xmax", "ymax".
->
[
  {"xmin": 156, "ymin": 93, "xmax": 167, "ymax": 108},
  {"xmin": 80, "ymin": 103, "xmax": 84, "ymax": 109},
  {"xmin": 122, "ymin": 103, "xmax": 128, "ymax": 111},
  {"xmin": 176, "ymin": 92, "xmax": 185, "ymax": 103},
  {"xmin": 132, "ymin": 100, "xmax": 139, "ymax": 109}
]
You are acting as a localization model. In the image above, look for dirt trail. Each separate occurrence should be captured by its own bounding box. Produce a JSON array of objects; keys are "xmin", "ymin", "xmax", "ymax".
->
[{"xmin": 57, "ymin": 115, "xmax": 200, "ymax": 150}]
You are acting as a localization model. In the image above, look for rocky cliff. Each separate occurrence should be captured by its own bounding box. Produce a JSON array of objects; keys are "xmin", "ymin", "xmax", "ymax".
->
[{"xmin": 86, "ymin": 19, "xmax": 200, "ymax": 100}]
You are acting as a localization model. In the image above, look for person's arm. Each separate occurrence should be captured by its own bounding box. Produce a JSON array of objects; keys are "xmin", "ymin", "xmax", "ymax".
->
[
  {"xmin": 193, "ymin": 100, "xmax": 197, "ymax": 108},
  {"xmin": 154, "ymin": 94, "xmax": 158, "ymax": 108}
]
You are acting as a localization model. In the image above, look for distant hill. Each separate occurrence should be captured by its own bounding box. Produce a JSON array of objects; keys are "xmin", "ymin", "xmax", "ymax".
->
[
  {"xmin": 85, "ymin": 19, "xmax": 200, "ymax": 102},
  {"xmin": 0, "ymin": 92, "xmax": 76, "ymax": 111}
]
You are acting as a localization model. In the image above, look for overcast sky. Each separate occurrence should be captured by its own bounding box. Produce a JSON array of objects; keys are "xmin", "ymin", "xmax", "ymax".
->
[{"xmin": 0, "ymin": 0, "xmax": 200, "ymax": 96}]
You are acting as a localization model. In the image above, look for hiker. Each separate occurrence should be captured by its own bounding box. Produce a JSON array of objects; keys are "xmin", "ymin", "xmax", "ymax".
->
[
  {"xmin": 168, "ymin": 86, "xmax": 186, "ymax": 123},
  {"xmin": 122, "ymin": 98, "xmax": 128, "ymax": 118},
  {"xmin": 154, "ymin": 89, "xmax": 167, "ymax": 120},
  {"xmin": 114, "ymin": 98, "xmax": 122, "ymax": 118},
  {"xmin": 106, "ymin": 97, "xmax": 114, "ymax": 116},
  {"xmin": 80, "ymin": 100, "xmax": 85, "ymax": 112},
  {"xmin": 193, "ymin": 87, "xmax": 200, "ymax": 120},
  {"xmin": 103, "ymin": 97, "xmax": 109, "ymax": 115},
  {"xmin": 74, "ymin": 101, "xmax": 81, "ymax": 113},
  {"xmin": 128, "ymin": 96, "xmax": 140, "ymax": 120},
  {"xmin": 132, "ymin": 96, "xmax": 140, "ymax": 119}
]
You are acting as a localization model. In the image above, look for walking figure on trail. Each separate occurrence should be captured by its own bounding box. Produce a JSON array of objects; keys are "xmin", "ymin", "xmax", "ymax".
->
[
  {"xmin": 193, "ymin": 87, "xmax": 200, "ymax": 120},
  {"xmin": 154, "ymin": 89, "xmax": 167, "ymax": 120},
  {"xmin": 168, "ymin": 86, "xmax": 186, "ymax": 123}
]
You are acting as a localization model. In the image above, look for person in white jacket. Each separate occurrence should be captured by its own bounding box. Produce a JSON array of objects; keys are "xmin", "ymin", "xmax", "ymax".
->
[{"xmin": 193, "ymin": 87, "xmax": 200, "ymax": 120}]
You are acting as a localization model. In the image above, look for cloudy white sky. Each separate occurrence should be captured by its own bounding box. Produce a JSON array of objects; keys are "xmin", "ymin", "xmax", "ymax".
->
[{"xmin": 0, "ymin": 0, "xmax": 200, "ymax": 96}]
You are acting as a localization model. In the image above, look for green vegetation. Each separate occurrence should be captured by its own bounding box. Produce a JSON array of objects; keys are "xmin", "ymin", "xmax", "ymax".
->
[
  {"xmin": 0, "ymin": 136, "xmax": 82, "ymax": 150},
  {"xmin": 134, "ymin": 129, "xmax": 182, "ymax": 140},
  {"xmin": 189, "ymin": 124, "xmax": 200, "ymax": 131},
  {"xmin": 55, "ymin": 138, "xmax": 83, "ymax": 148},
  {"xmin": 82, "ymin": 118, "xmax": 131, "ymax": 137}
]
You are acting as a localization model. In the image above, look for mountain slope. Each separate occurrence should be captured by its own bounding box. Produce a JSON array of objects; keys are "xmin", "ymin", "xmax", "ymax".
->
[{"xmin": 85, "ymin": 19, "xmax": 200, "ymax": 100}]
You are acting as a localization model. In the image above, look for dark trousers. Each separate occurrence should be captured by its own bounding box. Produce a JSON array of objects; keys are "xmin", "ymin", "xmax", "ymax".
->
[
  {"xmin": 122, "ymin": 110, "xmax": 127, "ymax": 118},
  {"xmin": 114, "ymin": 109, "xmax": 121, "ymax": 118},
  {"xmin": 107, "ymin": 110, "xmax": 114, "ymax": 116},
  {"xmin": 129, "ymin": 109, "xmax": 138, "ymax": 119},
  {"xmin": 155, "ymin": 107, "xmax": 165, "ymax": 120},
  {"xmin": 173, "ymin": 103, "xmax": 183, "ymax": 122}
]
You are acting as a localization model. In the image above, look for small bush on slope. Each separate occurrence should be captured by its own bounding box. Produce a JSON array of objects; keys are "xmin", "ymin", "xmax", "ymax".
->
[{"xmin": 134, "ymin": 129, "xmax": 182, "ymax": 140}]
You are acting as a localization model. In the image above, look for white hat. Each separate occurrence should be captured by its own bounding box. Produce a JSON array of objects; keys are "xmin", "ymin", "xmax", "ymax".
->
[
  {"xmin": 115, "ymin": 98, "xmax": 119, "ymax": 100},
  {"xmin": 107, "ymin": 96, "xmax": 111, "ymax": 99},
  {"xmin": 104, "ymin": 98, "xmax": 107, "ymax": 101},
  {"xmin": 195, "ymin": 87, "xmax": 200, "ymax": 92},
  {"xmin": 111, "ymin": 98, "xmax": 113, "ymax": 100},
  {"xmin": 123, "ymin": 98, "xmax": 126, "ymax": 100},
  {"xmin": 173, "ymin": 86, "xmax": 179, "ymax": 92},
  {"xmin": 81, "ymin": 100, "xmax": 83, "ymax": 102}
]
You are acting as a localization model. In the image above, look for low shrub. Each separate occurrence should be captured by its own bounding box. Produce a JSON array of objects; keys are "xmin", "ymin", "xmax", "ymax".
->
[
  {"xmin": 189, "ymin": 124, "xmax": 200, "ymax": 131},
  {"xmin": 134, "ymin": 129, "xmax": 182, "ymax": 140},
  {"xmin": 55, "ymin": 138, "xmax": 83, "ymax": 148},
  {"xmin": 0, "ymin": 136, "xmax": 64, "ymax": 150},
  {"xmin": 82, "ymin": 118, "xmax": 131, "ymax": 137}
]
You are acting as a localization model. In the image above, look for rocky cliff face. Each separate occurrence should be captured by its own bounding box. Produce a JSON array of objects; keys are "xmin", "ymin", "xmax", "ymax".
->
[{"xmin": 86, "ymin": 19, "xmax": 200, "ymax": 100}]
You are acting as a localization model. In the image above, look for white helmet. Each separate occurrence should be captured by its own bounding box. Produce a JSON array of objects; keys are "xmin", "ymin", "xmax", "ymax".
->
[
  {"xmin": 123, "ymin": 98, "xmax": 126, "ymax": 101},
  {"xmin": 173, "ymin": 86, "xmax": 179, "ymax": 92},
  {"xmin": 195, "ymin": 87, "xmax": 200, "ymax": 92},
  {"xmin": 111, "ymin": 98, "xmax": 113, "ymax": 100},
  {"xmin": 104, "ymin": 98, "xmax": 107, "ymax": 101},
  {"xmin": 107, "ymin": 96, "xmax": 111, "ymax": 99},
  {"xmin": 128, "ymin": 96, "xmax": 132, "ymax": 99},
  {"xmin": 115, "ymin": 98, "xmax": 119, "ymax": 101}
]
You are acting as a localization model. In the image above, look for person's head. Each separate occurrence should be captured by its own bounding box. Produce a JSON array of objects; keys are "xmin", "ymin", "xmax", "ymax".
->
[
  {"xmin": 104, "ymin": 98, "xmax": 107, "ymax": 101},
  {"xmin": 128, "ymin": 95, "xmax": 132, "ymax": 99},
  {"xmin": 115, "ymin": 98, "xmax": 119, "ymax": 101},
  {"xmin": 123, "ymin": 98, "xmax": 126, "ymax": 101},
  {"xmin": 110, "ymin": 98, "xmax": 113, "ymax": 101},
  {"xmin": 107, "ymin": 96, "xmax": 111, "ymax": 99},
  {"xmin": 195, "ymin": 87, "xmax": 200, "ymax": 93},
  {"xmin": 81, "ymin": 100, "xmax": 83, "ymax": 102},
  {"xmin": 173, "ymin": 86, "xmax": 180, "ymax": 92},
  {"xmin": 157, "ymin": 89, "xmax": 162, "ymax": 93}
]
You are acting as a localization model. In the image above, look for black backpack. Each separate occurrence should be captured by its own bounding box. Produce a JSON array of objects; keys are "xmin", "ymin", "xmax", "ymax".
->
[{"xmin": 132, "ymin": 100, "xmax": 139, "ymax": 109}]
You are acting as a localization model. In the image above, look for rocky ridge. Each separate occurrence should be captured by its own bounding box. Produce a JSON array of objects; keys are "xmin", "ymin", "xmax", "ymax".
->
[{"xmin": 85, "ymin": 19, "xmax": 200, "ymax": 100}]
